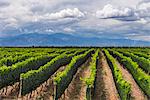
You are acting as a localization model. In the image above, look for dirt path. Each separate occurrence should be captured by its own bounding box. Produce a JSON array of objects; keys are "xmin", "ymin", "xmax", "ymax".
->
[
  {"xmin": 93, "ymin": 52, "xmax": 119, "ymax": 100},
  {"xmin": 0, "ymin": 82, "xmax": 20, "ymax": 99},
  {"xmin": 59, "ymin": 58, "xmax": 91, "ymax": 100},
  {"xmin": 115, "ymin": 59, "xmax": 148, "ymax": 100}
]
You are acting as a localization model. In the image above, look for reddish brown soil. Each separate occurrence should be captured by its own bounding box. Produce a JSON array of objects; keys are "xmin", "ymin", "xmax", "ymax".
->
[
  {"xmin": 93, "ymin": 52, "xmax": 119, "ymax": 100},
  {"xmin": 59, "ymin": 58, "xmax": 91, "ymax": 100},
  {"xmin": 115, "ymin": 59, "xmax": 148, "ymax": 100}
]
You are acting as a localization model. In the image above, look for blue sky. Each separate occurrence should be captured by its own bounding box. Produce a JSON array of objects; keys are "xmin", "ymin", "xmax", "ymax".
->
[{"xmin": 0, "ymin": 0, "xmax": 150, "ymax": 41}]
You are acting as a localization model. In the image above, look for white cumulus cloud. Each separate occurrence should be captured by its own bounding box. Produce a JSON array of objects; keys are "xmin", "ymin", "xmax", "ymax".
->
[
  {"xmin": 95, "ymin": 2, "xmax": 150, "ymax": 25},
  {"xmin": 35, "ymin": 8, "xmax": 85, "ymax": 21},
  {"xmin": 95, "ymin": 4, "xmax": 134, "ymax": 19}
]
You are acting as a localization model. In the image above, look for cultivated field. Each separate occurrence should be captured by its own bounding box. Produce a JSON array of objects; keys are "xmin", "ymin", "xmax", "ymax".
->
[{"xmin": 0, "ymin": 47, "xmax": 149, "ymax": 100}]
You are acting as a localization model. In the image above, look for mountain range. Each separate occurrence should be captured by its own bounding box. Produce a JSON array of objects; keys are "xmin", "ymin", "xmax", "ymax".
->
[{"xmin": 0, "ymin": 33, "xmax": 149, "ymax": 47}]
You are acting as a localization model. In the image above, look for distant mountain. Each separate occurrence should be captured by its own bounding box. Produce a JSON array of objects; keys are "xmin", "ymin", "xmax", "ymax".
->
[{"xmin": 0, "ymin": 33, "xmax": 149, "ymax": 46}]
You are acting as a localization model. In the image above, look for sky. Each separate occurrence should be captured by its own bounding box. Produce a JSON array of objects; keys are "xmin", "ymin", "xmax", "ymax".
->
[{"xmin": 0, "ymin": 0, "xmax": 150, "ymax": 42}]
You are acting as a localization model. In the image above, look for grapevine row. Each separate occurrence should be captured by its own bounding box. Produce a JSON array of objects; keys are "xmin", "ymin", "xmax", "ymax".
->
[
  {"xmin": 109, "ymin": 49, "xmax": 150, "ymax": 97},
  {"xmin": 117, "ymin": 50, "xmax": 150, "ymax": 73},
  {"xmin": 19, "ymin": 49, "xmax": 88, "ymax": 95},
  {"xmin": 0, "ymin": 54, "xmax": 58, "ymax": 89},
  {"xmin": 53, "ymin": 49, "xmax": 94, "ymax": 99},
  {"xmin": 82, "ymin": 49, "xmax": 99, "ymax": 100},
  {"xmin": 104, "ymin": 49, "xmax": 131, "ymax": 100}
]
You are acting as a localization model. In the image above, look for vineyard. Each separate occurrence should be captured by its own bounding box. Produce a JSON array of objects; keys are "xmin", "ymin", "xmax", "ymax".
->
[{"xmin": 0, "ymin": 47, "xmax": 149, "ymax": 100}]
